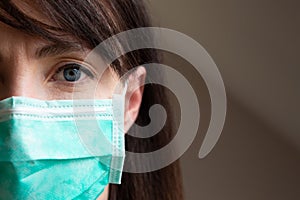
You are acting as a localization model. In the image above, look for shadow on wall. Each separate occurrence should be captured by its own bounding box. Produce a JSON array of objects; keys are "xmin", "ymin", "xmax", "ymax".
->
[
  {"xmin": 148, "ymin": 0, "xmax": 300, "ymax": 198},
  {"xmin": 162, "ymin": 51, "xmax": 300, "ymax": 200}
]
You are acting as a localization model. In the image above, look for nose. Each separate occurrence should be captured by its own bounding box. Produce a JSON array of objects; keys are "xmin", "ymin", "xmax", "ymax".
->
[{"xmin": 0, "ymin": 65, "xmax": 43, "ymax": 100}]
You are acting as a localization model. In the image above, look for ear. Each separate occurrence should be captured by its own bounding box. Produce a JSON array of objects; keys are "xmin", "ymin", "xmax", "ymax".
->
[{"xmin": 124, "ymin": 66, "xmax": 146, "ymax": 133}]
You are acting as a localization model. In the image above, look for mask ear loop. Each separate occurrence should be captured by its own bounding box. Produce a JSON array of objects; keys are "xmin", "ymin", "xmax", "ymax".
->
[
  {"xmin": 110, "ymin": 78, "xmax": 128, "ymax": 184},
  {"xmin": 121, "ymin": 79, "xmax": 128, "ymax": 99}
]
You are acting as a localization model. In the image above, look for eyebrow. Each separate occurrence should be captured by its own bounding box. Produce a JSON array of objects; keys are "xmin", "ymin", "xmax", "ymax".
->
[{"xmin": 35, "ymin": 42, "xmax": 85, "ymax": 59}]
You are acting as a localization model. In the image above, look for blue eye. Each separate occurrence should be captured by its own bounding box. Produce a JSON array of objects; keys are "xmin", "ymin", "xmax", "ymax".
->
[
  {"xmin": 63, "ymin": 66, "xmax": 81, "ymax": 82},
  {"xmin": 54, "ymin": 63, "xmax": 94, "ymax": 82}
]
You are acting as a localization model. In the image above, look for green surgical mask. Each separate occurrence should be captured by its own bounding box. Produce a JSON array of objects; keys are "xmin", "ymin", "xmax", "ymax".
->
[{"xmin": 0, "ymin": 91, "xmax": 126, "ymax": 199}]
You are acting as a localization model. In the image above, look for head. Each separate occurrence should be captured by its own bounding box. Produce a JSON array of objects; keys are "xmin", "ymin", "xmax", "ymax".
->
[{"xmin": 0, "ymin": 0, "xmax": 183, "ymax": 199}]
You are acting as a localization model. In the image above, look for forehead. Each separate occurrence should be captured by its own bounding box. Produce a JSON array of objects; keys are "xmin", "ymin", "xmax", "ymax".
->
[
  {"xmin": 0, "ymin": 22, "xmax": 34, "ymax": 41},
  {"xmin": 0, "ymin": 0, "xmax": 54, "ymax": 49},
  {"xmin": 0, "ymin": 1, "xmax": 108, "ymax": 66},
  {"xmin": 0, "ymin": 23, "xmax": 40, "ymax": 60},
  {"xmin": 0, "ymin": 7, "xmax": 88, "ymax": 60}
]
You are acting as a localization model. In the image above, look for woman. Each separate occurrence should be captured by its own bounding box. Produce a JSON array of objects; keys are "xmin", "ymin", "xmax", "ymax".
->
[{"xmin": 0, "ymin": 0, "xmax": 183, "ymax": 200}]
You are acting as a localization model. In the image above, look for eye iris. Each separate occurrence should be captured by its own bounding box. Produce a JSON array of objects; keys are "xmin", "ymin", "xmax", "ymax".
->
[{"xmin": 63, "ymin": 67, "xmax": 81, "ymax": 82}]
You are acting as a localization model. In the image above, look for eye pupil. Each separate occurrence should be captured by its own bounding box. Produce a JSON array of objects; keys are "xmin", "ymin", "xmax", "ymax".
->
[{"xmin": 63, "ymin": 66, "xmax": 81, "ymax": 82}]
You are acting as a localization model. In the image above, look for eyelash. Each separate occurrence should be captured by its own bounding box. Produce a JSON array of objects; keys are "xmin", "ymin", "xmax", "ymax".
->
[{"xmin": 53, "ymin": 63, "xmax": 95, "ymax": 82}]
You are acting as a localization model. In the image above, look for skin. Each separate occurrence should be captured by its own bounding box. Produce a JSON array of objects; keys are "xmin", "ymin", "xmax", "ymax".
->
[{"xmin": 0, "ymin": 2, "xmax": 146, "ymax": 199}]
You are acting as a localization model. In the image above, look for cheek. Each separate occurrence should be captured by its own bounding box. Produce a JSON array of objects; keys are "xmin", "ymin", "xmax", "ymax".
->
[{"xmin": 44, "ymin": 87, "xmax": 75, "ymax": 100}]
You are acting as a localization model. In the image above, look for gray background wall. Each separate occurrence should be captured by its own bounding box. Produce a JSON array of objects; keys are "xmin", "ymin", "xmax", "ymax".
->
[{"xmin": 148, "ymin": 0, "xmax": 300, "ymax": 199}]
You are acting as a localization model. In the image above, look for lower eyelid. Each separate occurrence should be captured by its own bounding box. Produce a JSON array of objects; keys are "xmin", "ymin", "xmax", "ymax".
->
[{"xmin": 54, "ymin": 63, "xmax": 95, "ymax": 80}]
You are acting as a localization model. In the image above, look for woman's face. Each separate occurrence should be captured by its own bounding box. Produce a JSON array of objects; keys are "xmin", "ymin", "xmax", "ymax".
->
[
  {"xmin": 0, "ymin": 1, "xmax": 146, "ymax": 199},
  {"xmin": 0, "ymin": 1, "xmax": 117, "ymax": 198},
  {"xmin": 0, "ymin": 21, "xmax": 113, "ymax": 200}
]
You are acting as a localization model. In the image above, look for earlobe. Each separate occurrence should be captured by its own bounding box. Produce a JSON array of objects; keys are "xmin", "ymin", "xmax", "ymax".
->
[{"xmin": 124, "ymin": 66, "xmax": 146, "ymax": 133}]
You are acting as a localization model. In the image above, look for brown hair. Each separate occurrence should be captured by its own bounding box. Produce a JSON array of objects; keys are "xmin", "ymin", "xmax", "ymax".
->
[{"xmin": 0, "ymin": 1, "xmax": 183, "ymax": 199}]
